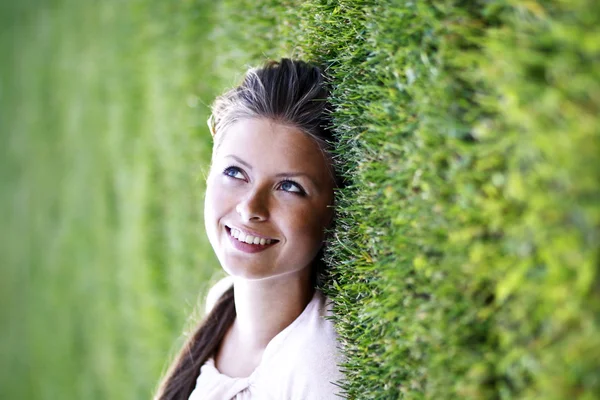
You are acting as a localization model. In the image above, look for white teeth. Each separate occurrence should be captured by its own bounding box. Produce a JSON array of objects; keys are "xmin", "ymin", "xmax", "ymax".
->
[{"xmin": 229, "ymin": 227, "xmax": 274, "ymax": 245}]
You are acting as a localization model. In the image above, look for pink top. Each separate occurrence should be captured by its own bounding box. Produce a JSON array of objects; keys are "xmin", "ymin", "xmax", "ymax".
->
[{"xmin": 188, "ymin": 289, "xmax": 344, "ymax": 400}]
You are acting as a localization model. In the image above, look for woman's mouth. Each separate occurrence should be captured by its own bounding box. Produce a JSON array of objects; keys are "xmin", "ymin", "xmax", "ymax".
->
[{"xmin": 225, "ymin": 226, "xmax": 279, "ymax": 253}]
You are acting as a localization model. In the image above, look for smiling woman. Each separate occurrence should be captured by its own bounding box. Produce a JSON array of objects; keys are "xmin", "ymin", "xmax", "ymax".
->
[
  {"xmin": 206, "ymin": 118, "xmax": 335, "ymax": 281},
  {"xmin": 155, "ymin": 59, "xmax": 345, "ymax": 400}
]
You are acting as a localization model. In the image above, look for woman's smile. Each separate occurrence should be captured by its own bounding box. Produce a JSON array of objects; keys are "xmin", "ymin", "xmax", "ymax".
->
[
  {"xmin": 204, "ymin": 117, "xmax": 335, "ymax": 280},
  {"xmin": 225, "ymin": 225, "xmax": 279, "ymax": 253}
]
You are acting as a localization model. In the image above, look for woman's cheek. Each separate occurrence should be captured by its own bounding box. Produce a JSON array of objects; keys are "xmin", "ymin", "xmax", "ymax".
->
[
  {"xmin": 206, "ymin": 175, "xmax": 233, "ymax": 205},
  {"xmin": 204, "ymin": 176, "xmax": 229, "ymax": 230},
  {"xmin": 295, "ymin": 203, "xmax": 328, "ymax": 242}
]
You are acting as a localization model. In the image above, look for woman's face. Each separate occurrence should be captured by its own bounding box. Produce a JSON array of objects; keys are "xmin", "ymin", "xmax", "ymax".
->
[{"xmin": 204, "ymin": 118, "xmax": 335, "ymax": 281}]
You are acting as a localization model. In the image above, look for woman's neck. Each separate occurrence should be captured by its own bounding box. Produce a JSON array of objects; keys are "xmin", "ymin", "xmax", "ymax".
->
[
  {"xmin": 230, "ymin": 271, "xmax": 315, "ymax": 351},
  {"xmin": 213, "ymin": 269, "xmax": 314, "ymax": 378}
]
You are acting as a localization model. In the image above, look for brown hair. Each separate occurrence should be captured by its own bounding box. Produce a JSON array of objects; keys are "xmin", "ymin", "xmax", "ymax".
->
[{"xmin": 154, "ymin": 58, "xmax": 335, "ymax": 400}]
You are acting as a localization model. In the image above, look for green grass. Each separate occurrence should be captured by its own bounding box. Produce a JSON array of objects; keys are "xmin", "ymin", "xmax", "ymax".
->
[{"xmin": 2, "ymin": 0, "xmax": 599, "ymax": 399}]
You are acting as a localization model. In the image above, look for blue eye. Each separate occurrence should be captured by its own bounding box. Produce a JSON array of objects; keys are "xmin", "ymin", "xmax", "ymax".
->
[
  {"xmin": 223, "ymin": 166, "xmax": 245, "ymax": 180},
  {"xmin": 279, "ymin": 180, "xmax": 305, "ymax": 195}
]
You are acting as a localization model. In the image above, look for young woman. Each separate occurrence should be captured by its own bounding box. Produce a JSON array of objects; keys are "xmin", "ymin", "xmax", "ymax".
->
[{"xmin": 155, "ymin": 59, "xmax": 344, "ymax": 400}]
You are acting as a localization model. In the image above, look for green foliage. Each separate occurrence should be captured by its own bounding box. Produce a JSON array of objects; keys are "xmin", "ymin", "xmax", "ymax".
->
[{"xmin": 215, "ymin": 0, "xmax": 600, "ymax": 398}]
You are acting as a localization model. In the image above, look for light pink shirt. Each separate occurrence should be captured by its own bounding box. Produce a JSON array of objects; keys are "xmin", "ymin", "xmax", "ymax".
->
[{"xmin": 188, "ymin": 288, "xmax": 344, "ymax": 400}]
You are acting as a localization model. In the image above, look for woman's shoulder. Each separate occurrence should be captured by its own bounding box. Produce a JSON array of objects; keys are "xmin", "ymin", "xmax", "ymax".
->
[
  {"xmin": 294, "ymin": 290, "xmax": 343, "ymax": 368},
  {"xmin": 298, "ymin": 290, "xmax": 340, "ymax": 346},
  {"xmin": 259, "ymin": 290, "xmax": 345, "ymax": 398}
]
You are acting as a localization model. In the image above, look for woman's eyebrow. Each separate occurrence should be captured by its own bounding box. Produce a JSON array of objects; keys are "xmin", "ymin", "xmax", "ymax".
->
[{"xmin": 225, "ymin": 154, "xmax": 252, "ymax": 169}]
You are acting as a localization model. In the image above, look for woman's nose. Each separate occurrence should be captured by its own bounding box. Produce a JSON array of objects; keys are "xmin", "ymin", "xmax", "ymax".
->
[{"xmin": 235, "ymin": 189, "xmax": 269, "ymax": 222}]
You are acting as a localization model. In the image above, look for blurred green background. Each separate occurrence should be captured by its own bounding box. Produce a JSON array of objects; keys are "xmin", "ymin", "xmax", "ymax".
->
[{"xmin": 0, "ymin": 1, "xmax": 238, "ymax": 398}]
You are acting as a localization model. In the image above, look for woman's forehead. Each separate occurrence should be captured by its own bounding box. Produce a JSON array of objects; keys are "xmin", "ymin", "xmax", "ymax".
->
[{"xmin": 214, "ymin": 118, "xmax": 331, "ymax": 175}]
